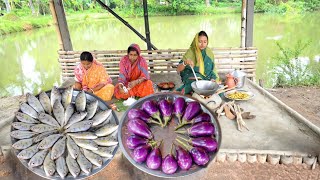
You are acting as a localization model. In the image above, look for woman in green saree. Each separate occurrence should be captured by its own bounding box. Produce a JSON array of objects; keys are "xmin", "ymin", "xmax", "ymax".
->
[{"xmin": 176, "ymin": 31, "xmax": 219, "ymax": 95}]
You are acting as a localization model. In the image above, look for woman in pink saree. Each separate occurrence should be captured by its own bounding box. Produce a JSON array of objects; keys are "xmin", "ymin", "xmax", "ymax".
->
[
  {"xmin": 74, "ymin": 51, "xmax": 114, "ymax": 101},
  {"xmin": 114, "ymin": 44, "xmax": 154, "ymax": 100}
]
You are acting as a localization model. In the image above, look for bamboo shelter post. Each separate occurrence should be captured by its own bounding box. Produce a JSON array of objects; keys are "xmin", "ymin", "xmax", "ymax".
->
[
  {"xmin": 245, "ymin": 0, "xmax": 254, "ymax": 47},
  {"xmin": 240, "ymin": 0, "xmax": 247, "ymax": 48},
  {"xmin": 49, "ymin": 0, "xmax": 73, "ymax": 51},
  {"xmin": 143, "ymin": 0, "xmax": 152, "ymax": 51}
]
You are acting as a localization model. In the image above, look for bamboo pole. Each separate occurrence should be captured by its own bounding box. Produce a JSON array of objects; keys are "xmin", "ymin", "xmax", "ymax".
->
[
  {"xmin": 240, "ymin": 0, "xmax": 247, "ymax": 48},
  {"xmin": 49, "ymin": 0, "xmax": 63, "ymax": 50}
]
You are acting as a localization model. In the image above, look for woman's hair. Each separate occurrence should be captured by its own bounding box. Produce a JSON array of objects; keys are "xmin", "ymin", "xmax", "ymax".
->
[
  {"xmin": 198, "ymin": 31, "xmax": 208, "ymax": 39},
  {"xmin": 80, "ymin": 51, "xmax": 93, "ymax": 62},
  {"xmin": 127, "ymin": 46, "xmax": 139, "ymax": 55}
]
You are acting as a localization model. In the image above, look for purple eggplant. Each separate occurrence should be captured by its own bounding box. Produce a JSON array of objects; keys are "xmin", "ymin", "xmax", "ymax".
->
[
  {"xmin": 175, "ymin": 144, "xmax": 192, "ymax": 170},
  {"xmin": 178, "ymin": 136, "xmax": 218, "ymax": 152},
  {"xmin": 146, "ymin": 142, "xmax": 162, "ymax": 170},
  {"xmin": 141, "ymin": 100, "xmax": 162, "ymax": 125},
  {"xmin": 133, "ymin": 144, "xmax": 151, "ymax": 163},
  {"xmin": 128, "ymin": 109, "xmax": 161, "ymax": 125},
  {"xmin": 161, "ymin": 145, "xmax": 178, "ymax": 174},
  {"xmin": 173, "ymin": 97, "xmax": 186, "ymax": 124},
  {"xmin": 126, "ymin": 135, "xmax": 149, "ymax": 149},
  {"xmin": 175, "ymin": 112, "xmax": 211, "ymax": 130},
  {"xmin": 176, "ymin": 139, "xmax": 209, "ymax": 166},
  {"xmin": 127, "ymin": 118, "xmax": 153, "ymax": 139},
  {"xmin": 175, "ymin": 101, "xmax": 202, "ymax": 130},
  {"xmin": 159, "ymin": 99, "xmax": 173, "ymax": 127},
  {"xmin": 175, "ymin": 122, "xmax": 215, "ymax": 137}
]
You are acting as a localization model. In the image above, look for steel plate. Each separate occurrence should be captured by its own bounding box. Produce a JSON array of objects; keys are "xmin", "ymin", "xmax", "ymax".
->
[
  {"xmin": 118, "ymin": 93, "xmax": 222, "ymax": 178},
  {"xmin": 11, "ymin": 89, "xmax": 119, "ymax": 179}
]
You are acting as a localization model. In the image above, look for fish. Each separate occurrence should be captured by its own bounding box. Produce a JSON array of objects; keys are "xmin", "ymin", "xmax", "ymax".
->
[
  {"xmin": 66, "ymin": 135, "xmax": 80, "ymax": 159},
  {"xmin": 28, "ymin": 149, "xmax": 48, "ymax": 168},
  {"xmin": 12, "ymin": 138, "xmax": 33, "ymax": 150},
  {"xmin": 15, "ymin": 112, "xmax": 39, "ymax": 124},
  {"xmin": 82, "ymin": 148, "xmax": 103, "ymax": 167},
  {"xmin": 32, "ymin": 130, "xmax": 58, "ymax": 143},
  {"xmin": 67, "ymin": 132, "xmax": 97, "ymax": 140},
  {"xmin": 92, "ymin": 109, "xmax": 112, "ymax": 127},
  {"xmin": 56, "ymin": 156, "xmax": 68, "ymax": 178},
  {"xmin": 51, "ymin": 136, "xmax": 66, "ymax": 160},
  {"xmin": 64, "ymin": 111, "xmax": 87, "ymax": 129},
  {"xmin": 30, "ymin": 124, "xmax": 58, "ymax": 133},
  {"xmin": 53, "ymin": 99, "xmax": 65, "ymax": 126},
  {"xmin": 43, "ymin": 152, "xmax": 56, "ymax": 176},
  {"xmin": 17, "ymin": 143, "xmax": 39, "ymax": 159},
  {"xmin": 50, "ymin": 86, "xmax": 61, "ymax": 108},
  {"xmin": 38, "ymin": 113, "xmax": 60, "ymax": 127},
  {"xmin": 61, "ymin": 86, "xmax": 73, "ymax": 109},
  {"xmin": 77, "ymin": 151, "xmax": 92, "ymax": 175},
  {"xmin": 86, "ymin": 100, "xmax": 98, "ymax": 119},
  {"xmin": 12, "ymin": 122, "xmax": 34, "ymax": 131},
  {"xmin": 38, "ymin": 134, "xmax": 62, "ymax": 149},
  {"xmin": 92, "ymin": 146, "xmax": 116, "ymax": 158},
  {"xmin": 72, "ymin": 138, "xmax": 98, "ymax": 151},
  {"xmin": 95, "ymin": 123, "xmax": 119, "ymax": 137},
  {"xmin": 39, "ymin": 91, "xmax": 52, "ymax": 115},
  {"xmin": 64, "ymin": 104, "xmax": 75, "ymax": 125},
  {"xmin": 10, "ymin": 130, "xmax": 38, "ymax": 139},
  {"xmin": 26, "ymin": 93, "xmax": 44, "ymax": 113},
  {"xmin": 75, "ymin": 90, "xmax": 86, "ymax": 112},
  {"xmin": 20, "ymin": 103, "xmax": 38, "ymax": 119},
  {"xmin": 94, "ymin": 135, "xmax": 118, "ymax": 147},
  {"xmin": 64, "ymin": 120, "xmax": 93, "ymax": 133},
  {"xmin": 66, "ymin": 154, "xmax": 81, "ymax": 178}
]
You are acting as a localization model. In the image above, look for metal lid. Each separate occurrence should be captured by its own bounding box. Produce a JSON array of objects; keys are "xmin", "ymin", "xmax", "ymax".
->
[{"xmin": 231, "ymin": 69, "xmax": 246, "ymax": 78}]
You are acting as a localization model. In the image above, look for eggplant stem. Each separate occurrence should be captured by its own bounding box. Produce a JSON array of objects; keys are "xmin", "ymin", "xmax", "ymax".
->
[
  {"xmin": 175, "ymin": 139, "xmax": 191, "ymax": 151},
  {"xmin": 174, "ymin": 122, "xmax": 186, "ymax": 130},
  {"xmin": 170, "ymin": 143, "xmax": 174, "ymax": 155},
  {"xmin": 176, "ymin": 135, "xmax": 189, "ymax": 142},
  {"xmin": 175, "ymin": 129, "xmax": 187, "ymax": 135},
  {"xmin": 150, "ymin": 120, "xmax": 162, "ymax": 126}
]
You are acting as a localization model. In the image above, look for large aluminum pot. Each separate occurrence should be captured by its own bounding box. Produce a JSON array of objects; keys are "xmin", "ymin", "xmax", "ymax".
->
[{"xmin": 191, "ymin": 80, "xmax": 219, "ymax": 96}]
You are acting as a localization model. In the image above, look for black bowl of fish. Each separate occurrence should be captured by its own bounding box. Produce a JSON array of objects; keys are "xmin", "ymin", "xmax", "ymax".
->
[
  {"xmin": 118, "ymin": 93, "xmax": 221, "ymax": 178},
  {"xmin": 10, "ymin": 86, "xmax": 119, "ymax": 179}
]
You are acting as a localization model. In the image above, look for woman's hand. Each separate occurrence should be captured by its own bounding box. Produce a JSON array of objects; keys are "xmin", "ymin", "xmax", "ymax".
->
[
  {"xmin": 119, "ymin": 83, "xmax": 128, "ymax": 94},
  {"xmin": 184, "ymin": 59, "xmax": 194, "ymax": 67},
  {"xmin": 128, "ymin": 79, "xmax": 139, "ymax": 89}
]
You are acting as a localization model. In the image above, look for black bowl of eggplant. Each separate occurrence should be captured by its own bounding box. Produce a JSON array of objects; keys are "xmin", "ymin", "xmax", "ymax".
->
[{"xmin": 118, "ymin": 93, "xmax": 221, "ymax": 178}]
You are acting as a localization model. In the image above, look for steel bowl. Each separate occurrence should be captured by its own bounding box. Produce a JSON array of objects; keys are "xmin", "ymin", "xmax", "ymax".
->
[
  {"xmin": 118, "ymin": 93, "xmax": 222, "ymax": 178},
  {"xmin": 11, "ymin": 89, "xmax": 119, "ymax": 180},
  {"xmin": 191, "ymin": 80, "xmax": 219, "ymax": 96}
]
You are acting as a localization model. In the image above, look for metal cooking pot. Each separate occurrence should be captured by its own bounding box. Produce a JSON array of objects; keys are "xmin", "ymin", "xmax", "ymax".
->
[{"xmin": 191, "ymin": 80, "xmax": 219, "ymax": 96}]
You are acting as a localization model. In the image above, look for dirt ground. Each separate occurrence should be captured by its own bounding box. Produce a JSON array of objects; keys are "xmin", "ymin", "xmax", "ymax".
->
[{"xmin": 268, "ymin": 86, "xmax": 320, "ymax": 128}]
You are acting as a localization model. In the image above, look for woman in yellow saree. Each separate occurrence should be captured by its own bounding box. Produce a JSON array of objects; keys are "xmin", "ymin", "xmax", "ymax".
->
[
  {"xmin": 74, "ymin": 51, "xmax": 114, "ymax": 101},
  {"xmin": 176, "ymin": 31, "xmax": 219, "ymax": 95}
]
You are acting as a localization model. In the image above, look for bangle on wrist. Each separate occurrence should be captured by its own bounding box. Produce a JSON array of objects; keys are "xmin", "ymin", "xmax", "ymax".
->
[
  {"xmin": 90, "ymin": 88, "xmax": 94, "ymax": 93},
  {"xmin": 182, "ymin": 61, "xmax": 187, "ymax": 66}
]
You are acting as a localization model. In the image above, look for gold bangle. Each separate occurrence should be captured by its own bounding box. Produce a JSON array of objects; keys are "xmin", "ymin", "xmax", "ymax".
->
[
  {"xmin": 182, "ymin": 61, "xmax": 187, "ymax": 66},
  {"xmin": 90, "ymin": 88, "xmax": 94, "ymax": 93}
]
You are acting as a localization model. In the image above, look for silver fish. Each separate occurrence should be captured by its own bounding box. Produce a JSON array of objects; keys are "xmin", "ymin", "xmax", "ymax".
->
[
  {"xmin": 20, "ymin": 102, "xmax": 38, "ymax": 119},
  {"xmin": 39, "ymin": 91, "xmax": 52, "ymax": 115},
  {"xmin": 38, "ymin": 134, "xmax": 62, "ymax": 149},
  {"xmin": 26, "ymin": 93, "xmax": 44, "ymax": 113},
  {"xmin": 64, "ymin": 111, "xmax": 87, "ymax": 129},
  {"xmin": 82, "ymin": 148, "xmax": 103, "ymax": 167},
  {"xmin": 86, "ymin": 100, "xmax": 98, "ymax": 119},
  {"xmin": 30, "ymin": 124, "xmax": 58, "ymax": 133},
  {"xmin": 67, "ymin": 132, "xmax": 97, "ymax": 140},
  {"xmin": 56, "ymin": 156, "xmax": 68, "ymax": 178},
  {"xmin": 28, "ymin": 149, "xmax": 48, "ymax": 168},
  {"xmin": 61, "ymin": 86, "xmax": 73, "ymax": 109},
  {"xmin": 12, "ymin": 138, "xmax": 33, "ymax": 149},
  {"xmin": 72, "ymin": 138, "xmax": 98, "ymax": 151},
  {"xmin": 77, "ymin": 151, "xmax": 92, "ymax": 175},
  {"xmin": 32, "ymin": 130, "xmax": 58, "ymax": 143},
  {"xmin": 67, "ymin": 135, "xmax": 80, "ymax": 159},
  {"xmin": 66, "ymin": 154, "xmax": 81, "ymax": 178},
  {"xmin": 75, "ymin": 90, "xmax": 86, "ymax": 112},
  {"xmin": 10, "ymin": 130, "xmax": 38, "ymax": 139},
  {"xmin": 92, "ymin": 109, "xmax": 112, "ymax": 127},
  {"xmin": 92, "ymin": 146, "xmax": 116, "ymax": 158},
  {"xmin": 51, "ymin": 86, "xmax": 61, "ymax": 108},
  {"xmin": 51, "ymin": 136, "xmax": 66, "ymax": 160},
  {"xmin": 94, "ymin": 136, "xmax": 118, "ymax": 147},
  {"xmin": 43, "ymin": 152, "xmax": 56, "ymax": 176},
  {"xmin": 64, "ymin": 104, "xmax": 75, "ymax": 125},
  {"xmin": 38, "ymin": 113, "xmax": 60, "ymax": 127},
  {"xmin": 64, "ymin": 120, "xmax": 93, "ymax": 133},
  {"xmin": 12, "ymin": 122, "xmax": 34, "ymax": 131},
  {"xmin": 17, "ymin": 143, "xmax": 39, "ymax": 159},
  {"xmin": 95, "ymin": 123, "xmax": 119, "ymax": 137},
  {"xmin": 15, "ymin": 112, "xmax": 39, "ymax": 124},
  {"xmin": 53, "ymin": 99, "xmax": 65, "ymax": 126}
]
